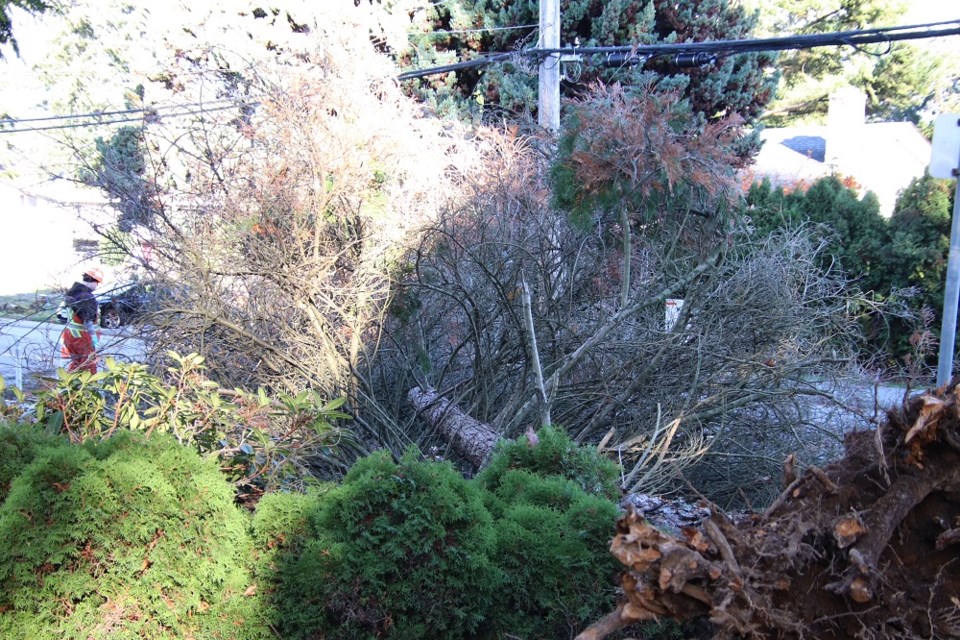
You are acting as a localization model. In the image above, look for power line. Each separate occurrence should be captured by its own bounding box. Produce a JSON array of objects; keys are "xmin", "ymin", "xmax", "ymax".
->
[
  {"xmin": 398, "ymin": 19, "xmax": 960, "ymax": 81},
  {"xmin": 0, "ymin": 99, "xmax": 247, "ymax": 126},
  {"xmin": 0, "ymin": 102, "xmax": 258, "ymax": 135},
  {"xmin": 399, "ymin": 51, "xmax": 518, "ymax": 81},
  {"xmin": 540, "ymin": 20, "xmax": 960, "ymax": 57},
  {"xmin": 410, "ymin": 23, "xmax": 538, "ymax": 37},
  {"xmin": 1, "ymin": 106, "xmax": 147, "ymax": 124},
  {"xmin": 0, "ymin": 115, "xmax": 148, "ymax": 133}
]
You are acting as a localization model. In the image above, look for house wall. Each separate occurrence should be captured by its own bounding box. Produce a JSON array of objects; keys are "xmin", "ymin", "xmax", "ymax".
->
[
  {"xmin": 0, "ymin": 180, "xmax": 111, "ymax": 294},
  {"xmin": 749, "ymin": 88, "xmax": 931, "ymax": 217}
]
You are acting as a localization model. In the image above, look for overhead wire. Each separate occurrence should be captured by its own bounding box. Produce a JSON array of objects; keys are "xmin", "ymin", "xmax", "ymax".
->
[
  {"xmin": 398, "ymin": 19, "xmax": 960, "ymax": 80},
  {"xmin": 538, "ymin": 20, "xmax": 960, "ymax": 55},
  {"xmin": 411, "ymin": 23, "xmax": 538, "ymax": 37},
  {"xmin": 399, "ymin": 51, "xmax": 518, "ymax": 81},
  {"xmin": 0, "ymin": 98, "xmax": 247, "ymax": 125},
  {"xmin": 0, "ymin": 102, "xmax": 259, "ymax": 134}
]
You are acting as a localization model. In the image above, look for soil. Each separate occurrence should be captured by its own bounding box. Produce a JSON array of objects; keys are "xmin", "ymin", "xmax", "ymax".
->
[{"xmin": 577, "ymin": 383, "xmax": 960, "ymax": 640}]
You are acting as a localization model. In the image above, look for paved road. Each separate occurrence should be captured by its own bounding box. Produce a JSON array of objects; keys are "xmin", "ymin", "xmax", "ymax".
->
[
  {"xmin": 0, "ymin": 318, "xmax": 929, "ymax": 416},
  {"xmin": 0, "ymin": 318, "xmax": 147, "ymax": 389},
  {"xmin": 815, "ymin": 377, "xmax": 921, "ymax": 412}
]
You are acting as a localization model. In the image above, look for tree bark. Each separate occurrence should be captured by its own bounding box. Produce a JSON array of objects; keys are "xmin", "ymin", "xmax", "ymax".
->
[{"xmin": 408, "ymin": 386, "xmax": 500, "ymax": 467}]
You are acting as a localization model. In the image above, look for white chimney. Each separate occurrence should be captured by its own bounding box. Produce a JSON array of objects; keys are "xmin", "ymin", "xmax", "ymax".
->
[{"xmin": 825, "ymin": 87, "xmax": 866, "ymax": 172}]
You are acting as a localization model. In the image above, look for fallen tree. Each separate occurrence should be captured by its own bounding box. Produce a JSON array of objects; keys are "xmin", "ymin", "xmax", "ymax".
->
[
  {"xmin": 407, "ymin": 386, "xmax": 501, "ymax": 467},
  {"xmin": 578, "ymin": 383, "xmax": 960, "ymax": 640}
]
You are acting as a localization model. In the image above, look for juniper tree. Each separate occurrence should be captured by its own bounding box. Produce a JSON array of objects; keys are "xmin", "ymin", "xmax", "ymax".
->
[{"xmin": 402, "ymin": 0, "xmax": 777, "ymax": 133}]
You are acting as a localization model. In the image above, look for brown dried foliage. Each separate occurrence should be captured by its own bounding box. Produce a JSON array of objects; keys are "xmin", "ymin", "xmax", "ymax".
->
[{"xmin": 561, "ymin": 80, "xmax": 743, "ymax": 208}]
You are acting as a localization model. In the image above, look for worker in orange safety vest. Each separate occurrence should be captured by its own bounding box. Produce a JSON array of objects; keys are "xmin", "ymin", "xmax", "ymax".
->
[{"xmin": 60, "ymin": 267, "xmax": 103, "ymax": 374}]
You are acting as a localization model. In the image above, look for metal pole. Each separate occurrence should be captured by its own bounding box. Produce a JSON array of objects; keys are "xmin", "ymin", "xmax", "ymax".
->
[
  {"xmin": 538, "ymin": 0, "xmax": 560, "ymax": 132},
  {"xmin": 936, "ymin": 159, "xmax": 960, "ymax": 387}
]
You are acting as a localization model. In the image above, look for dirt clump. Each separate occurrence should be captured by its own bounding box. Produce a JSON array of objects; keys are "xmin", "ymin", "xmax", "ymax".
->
[{"xmin": 578, "ymin": 383, "xmax": 960, "ymax": 639}]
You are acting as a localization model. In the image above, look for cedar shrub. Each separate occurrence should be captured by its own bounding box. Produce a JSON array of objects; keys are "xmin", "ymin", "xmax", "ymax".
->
[
  {"xmin": 274, "ymin": 449, "xmax": 502, "ymax": 640},
  {"xmin": 0, "ymin": 429, "xmax": 270, "ymax": 639},
  {"xmin": 477, "ymin": 426, "xmax": 621, "ymax": 501}
]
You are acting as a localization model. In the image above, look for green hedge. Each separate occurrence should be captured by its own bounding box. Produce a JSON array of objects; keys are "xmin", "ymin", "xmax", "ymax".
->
[
  {"xmin": 1, "ymin": 425, "xmax": 623, "ymax": 639},
  {"xmin": 0, "ymin": 430, "xmax": 269, "ymax": 639},
  {"xmin": 274, "ymin": 449, "xmax": 502, "ymax": 639},
  {"xmin": 272, "ymin": 427, "xmax": 620, "ymax": 639},
  {"xmin": 0, "ymin": 422, "xmax": 60, "ymax": 504},
  {"xmin": 476, "ymin": 425, "xmax": 621, "ymax": 502},
  {"xmin": 479, "ymin": 428, "xmax": 621, "ymax": 639}
]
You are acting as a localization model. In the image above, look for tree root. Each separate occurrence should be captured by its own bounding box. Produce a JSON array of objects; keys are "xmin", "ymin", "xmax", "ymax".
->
[
  {"xmin": 936, "ymin": 527, "xmax": 960, "ymax": 551},
  {"xmin": 574, "ymin": 602, "xmax": 656, "ymax": 640},
  {"xmin": 764, "ymin": 464, "xmax": 835, "ymax": 518},
  {"xmin": 578, "ymin": 382, "xmax": 960, "ymax": 639}
]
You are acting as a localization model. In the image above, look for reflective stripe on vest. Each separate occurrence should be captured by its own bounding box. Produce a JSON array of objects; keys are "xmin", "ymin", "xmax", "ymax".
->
[{"xmin": 66, "ymin": 321, "xmax": 85, "ymax": 338}]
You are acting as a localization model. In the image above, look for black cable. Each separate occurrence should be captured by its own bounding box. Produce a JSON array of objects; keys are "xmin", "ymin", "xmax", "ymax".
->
[
  {"xmin": 538, "ymin": 20, "xmax": 960, "ymax": 56},
  {"xmin": 399, "ymin": 19, "xmax": 960, "ymax": 80},
  {"xmin": 0, "ymin": 115, "xmax": 149, "ymax": 133},
  {"xmin": 0, "ymin": 106, "xmax": 147, "ymax": 124},
  {"xmin": 0, "ymin": 102, "xmax": 258, "ymax": 135},
  {"xmin": 0, "ymin": 99, "xmax": 249, "ymax": 126},
  {"xmin": 398, "ymin": 51, "xmax": 517, "ymax": 81}
]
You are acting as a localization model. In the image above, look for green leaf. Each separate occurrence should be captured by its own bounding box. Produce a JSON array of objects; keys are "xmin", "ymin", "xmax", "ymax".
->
[
  {"xmin": 322, "ymin": 397, "xmax": 346, "ymax": 412},
  {"xmin": 46, "ymin": 411, "xmax": 64, "ymax": 434}
]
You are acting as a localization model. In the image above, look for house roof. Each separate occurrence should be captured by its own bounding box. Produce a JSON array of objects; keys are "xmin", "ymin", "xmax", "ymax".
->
[{"xmin": 749, "ymin": 121, "xmax": 932, "ymax": 216}]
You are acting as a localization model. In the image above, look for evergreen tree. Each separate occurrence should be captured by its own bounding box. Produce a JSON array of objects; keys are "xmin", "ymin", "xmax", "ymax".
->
[
  {"xmin": 745, "ymin": 175, "xmax": 888, "ymax": 291},
  {"xmin": 403, "ymin": 0, "xmax": 777, "ymax": 129},
  {"xmin": 745, "ymin": 173, "xmax": 959, "ymax": 364},
  {"xmin": 883, "ymin": 174, "xmax": 954, "ymax": 317},
  {"xmin": 80, "ymin": 125, "xmax": 159, "ymax": 230},
  {"xmin": 754, "ymin": 0, "xmax": 955, "ymax": 126},
  {"xmin": 857, "ymin": 44, "xmax": 945, "ymax": 123}
]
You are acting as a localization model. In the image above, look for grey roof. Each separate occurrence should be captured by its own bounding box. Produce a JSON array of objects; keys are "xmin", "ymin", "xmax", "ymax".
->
[
  {"xmin": 779, "ymin": 135, "xmax": 825, "ymax": 162},
  {"xmin": 749, "ymin": 122, "xmax": 931, "ymax": 216}
]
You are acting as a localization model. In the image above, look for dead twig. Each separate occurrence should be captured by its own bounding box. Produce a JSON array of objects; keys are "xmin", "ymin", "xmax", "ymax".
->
[
  {"xmin": 704, "ymin": 519, "xmax": 741, "ymax": 578},
  {"xmin": 764, "ymin": 476, "xmax": 804, "ymax": 519}
]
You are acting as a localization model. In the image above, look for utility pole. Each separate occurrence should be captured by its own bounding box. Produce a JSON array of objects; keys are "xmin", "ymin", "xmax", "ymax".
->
[
  {"xmin": 932, "ymin": 114, "xmax": 960, "ymax": 387},
  {"xmin": 538, "ymin": 0, "xmax": 560, "ymax": 132}
]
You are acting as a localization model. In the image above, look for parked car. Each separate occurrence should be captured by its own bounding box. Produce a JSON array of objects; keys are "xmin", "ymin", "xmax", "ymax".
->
[{"xmin": 56, "ymin": 281, "xmax": 160, "ymax": 328}]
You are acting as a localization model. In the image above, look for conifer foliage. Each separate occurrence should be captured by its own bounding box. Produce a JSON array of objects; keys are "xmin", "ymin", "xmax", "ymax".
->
[
  {"xmin": 0, "ymin": 430, "xmax": 269, "ymax": 639},
  {"xmin": 0, "ymin": 415, "xmax": 623, "ymax": 639},
  {"xmin": 275, "ymin": 449, "xmax": 501, "ymax": 639},
  {"xmin": 404, "ymin": 0, "xmax": 776, "ymax": 126},
  {"xmin": 265, "ymin": 428, "xmax": 620, "ymax": 639},
  {"xmin": 551, "ymin": 79, "xmax": 745, "ymax": 229}
]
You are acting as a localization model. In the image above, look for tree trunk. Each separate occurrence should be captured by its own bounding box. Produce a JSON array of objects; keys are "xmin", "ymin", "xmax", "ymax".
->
[{"xmin": 408, "ymin": 386, "xmax": 500, "ymax": 467}]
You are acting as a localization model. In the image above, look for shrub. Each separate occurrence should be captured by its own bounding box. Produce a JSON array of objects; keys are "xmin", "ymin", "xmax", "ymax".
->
[
  {"xmin": 1, "ymin": 425, "xmax": 624, "ymax": 639},
  {"xmin": 275, "ymin": 449, "xmax": 502, "ymax": 640},
  {"xmin": 249, "ymin": 487, "xmax": 321, "ymax": 604},
  {"xmin": 274, "ymin": 434, "xmax": 621, "ymax": 639},
  {"xmin": 477, "ymin": 426, "xmax": 621, "ymax": 501},
  {"xmin": 0, "ymin": 430, "xmax": 269, "ymax": 639},
  {"xmin": 30, "ymin": 353, "xmax": 349, "ymax": 496},
  {"xmin": 0, "ymin": 422, "xmax": 61, "ymax": 504},
  {"xmin": 250, "ymin": 489, "xmax": 316, "ymax": 558},
  {"xmin": 487, "ymin": 470, "xmax": 620, "ymax": 639}
]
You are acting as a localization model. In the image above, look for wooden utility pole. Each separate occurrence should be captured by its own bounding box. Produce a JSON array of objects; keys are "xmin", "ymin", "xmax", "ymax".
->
[{"xmin": 538, "ymin": 0, "xmax": 560, "ymax": 132}]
